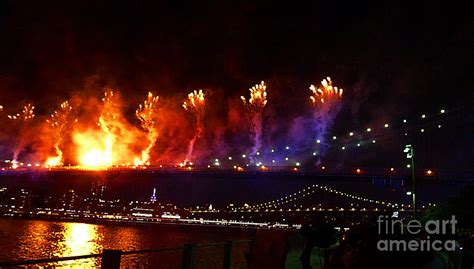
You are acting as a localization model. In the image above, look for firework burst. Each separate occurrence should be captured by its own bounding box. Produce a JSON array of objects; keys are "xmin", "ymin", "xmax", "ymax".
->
[
  {"xmin": 182, "ymin": 90, "xmax": 205, "ymax": 113},
  {"xmin": 97, "ymin": 90, "xmax": 119, "ymax": 166},
  {"xmin": 45, "ymin": 101, "xmax": 74, "ymax": 167},
  {"xmin": 309, "ymin": 77, "xmax": 343, "ymax": 161},
  {"xmin": 309, "ymin": 77, "xmax": 343, "ymax": 107},
  {"xmin": 7, "ymin": 104, "xmax": 35, "ymax": 165},
  {"xmin": 8, "ymin": 103, "xmax": 35, "ymax": 121},
  {"xmin": 182, "ymin": 90, "xmax": 205, "ymax": 162},
  {"xmin": 73, "ymin": 90, "xmax": 143, "ymax": 168},
  {"xmin": 135, "ymin": 92, "xmax": 160, "ymax": 165},
  {"xmin": 241, "ymin": 81, "xmax": 267, "ymax": 159}
]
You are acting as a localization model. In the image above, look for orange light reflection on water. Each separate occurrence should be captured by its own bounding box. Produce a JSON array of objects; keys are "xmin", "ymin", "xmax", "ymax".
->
[
  {"xmin": 58, "ymin": 222, "xmax": 101, "ymax": 257},
  {"xmin": 18, "ymin": 221, "xmax": 102, "ymax": 267}
]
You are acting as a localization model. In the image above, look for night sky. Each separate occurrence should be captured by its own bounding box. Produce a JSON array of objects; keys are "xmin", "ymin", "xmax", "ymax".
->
[{"xmin": 0, "ymin": 1, "xmax": 473, "ymax": 170}]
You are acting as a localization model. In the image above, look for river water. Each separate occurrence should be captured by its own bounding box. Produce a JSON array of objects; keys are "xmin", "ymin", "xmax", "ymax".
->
[{"xmin": 0, "ymin": 218, "xmax": 254, "ymax": 268}]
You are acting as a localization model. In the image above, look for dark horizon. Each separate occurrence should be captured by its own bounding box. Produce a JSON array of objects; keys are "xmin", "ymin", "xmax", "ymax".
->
[
  {"xmin": 1, "ymin": 2, "xmax": 472, "ymax": 108},
  {"xmin": 0, "ymin": 170, "xmax": 464, "ymax": 207}
]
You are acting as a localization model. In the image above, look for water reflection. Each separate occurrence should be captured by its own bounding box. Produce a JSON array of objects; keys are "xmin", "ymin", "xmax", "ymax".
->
[
  {"xmin": 0, "ymin": 219, "xmax": 253, "ymax": 267},
  {"xmin": 17, "ymin": 220, "xmax": 55, "ymax": 259},
  {"xmin": 111, "ymin": 227, "xmax": 141, "ymax": 251},
  {"xmin": 57, "ymin": 222, "xmax": 101, "ymax": 257}
]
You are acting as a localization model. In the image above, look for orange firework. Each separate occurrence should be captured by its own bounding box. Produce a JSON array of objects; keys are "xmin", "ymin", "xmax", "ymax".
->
[
  {"xmin": 46, "ymin": 101, "xmax": 73, "ymax": 129},
  {"xmin": 74, "ymin": 90, "xmax": 142, "ymax": 169},
  {"xmin": 241, "ymin": 81, "xmax": 267, "ymax": 158},
  {"xmin": 45, "ymin": 101, "xmax": 74, "ymax": 167},
  {"xmin": 136, "ymin": 92, "xmax": 159, "ymax": 130},
  {"xmin": 309, "ymin": 77, "xmax": 344, "ymax": 162},
  {"xmin": 8, "ymin": 103, "xmax": 35, "ymax": 121},
  {"xmin": 309, "ymin": 77, "xmax": 343, "ymax": 106},
  {"xmin": 72, "ymin": 91, "xmax": 117, "ymax": 168},
  {"xmin": 182, "ymin": 89, "xmax": 205, "ymax": 112},
  {"xmin": 182, "ymin": 90, "xmax": 205, "ymax": 162},
  {"xmin": 96, "ymin": 90, "xmax": 119, "ymax": 167},
  {"xmin": 241, "ymin": 81, "xmax": 268, "ymax": 112},
  {"xmin": 7, "ymin": 103, "xmax": 35, "ymax": 165},
  {"xmin": 135, "ymin": 92, "xmax": 160, "ymax": 165}
]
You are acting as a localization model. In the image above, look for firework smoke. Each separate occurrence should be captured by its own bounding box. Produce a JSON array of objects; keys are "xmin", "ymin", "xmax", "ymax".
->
[
  {"xmin": 7, "ymin": 103, "xmax": 35, "ymax": 165},
  {"xmin": 73, "ymin": 90, "xmax": 144, "ymax": 168},
  {"xmin": 98, "ymin": 91, "xmax": 119, "ymax": 165},
  {"xmin": 45, "ymin": 101, "xmax": 74, "ymax": 166},
  {"xmin": 0, "ymin": 79, "xmax": 346, "ymax": 169},
  {"xmin": 135, "ymin": 92, "xmax": 160, "ymax": 165},
  {"xmin": 241, "ymin": 81, "xmax": 267, "ymax": 160},
  {"xmin": 182, "ymin": 89, "xmax": 205, "ymax": 163},
  {"xmin": 309, "ymin": 77, "xmax": 343, "ymax": 157}
]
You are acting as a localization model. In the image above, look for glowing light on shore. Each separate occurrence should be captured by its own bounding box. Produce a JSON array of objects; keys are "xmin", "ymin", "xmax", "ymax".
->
[
  {"xmin": 80, "ymin": 149, "xmax": 109, "ymax": 167},
  {"xmin": 11, "ymin": 160, "xmax": 19, "ymax": 169},
  {"xmin": 45, "ymin": 156, "xmax": 62, "ymax": 167}
]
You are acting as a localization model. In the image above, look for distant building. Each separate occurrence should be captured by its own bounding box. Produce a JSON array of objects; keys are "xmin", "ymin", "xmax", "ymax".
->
[
  {"xmin": 150, "ymin": 188, "xmax": 157, "ymax": 203},
  {"xmin": 91, "ymin": 181, "xmax": 106, "ymax": 199},
  {"xmin": 62, "ymin": 189, "xmax": 79, "ymax": 210}
]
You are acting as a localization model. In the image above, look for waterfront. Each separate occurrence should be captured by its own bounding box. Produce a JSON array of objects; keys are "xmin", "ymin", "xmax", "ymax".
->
[{"xmin": 0, "ymin": 219, "xmax": 254, "ymax": 267}]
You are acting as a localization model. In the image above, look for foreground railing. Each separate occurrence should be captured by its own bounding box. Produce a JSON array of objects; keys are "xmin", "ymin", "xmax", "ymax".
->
[{"xmin": 0, "ymin": 239, "xmax": 253, "ymax": 268}]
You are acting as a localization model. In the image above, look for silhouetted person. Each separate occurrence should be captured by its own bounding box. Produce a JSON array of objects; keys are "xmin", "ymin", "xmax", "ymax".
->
[
  {"xmin": 300, "ymin": 219, "xmax": 336, "ymax": 269},
  {"xmin": 300, "ymin": 223, "xmax": 317, "ymax": 269},
  {"xmin": 326, "ymin": 215, "xmax": 385, "ymax": 269}
]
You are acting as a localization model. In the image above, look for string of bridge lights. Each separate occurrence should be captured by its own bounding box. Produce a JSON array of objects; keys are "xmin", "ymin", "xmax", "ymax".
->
[
  {"xmin": 207, "ymin": 107, "xmax": 450, "ymax": 168},
  {"xmin": 0, "ymin": 106, "xmax": 455, "ymax": 172},
  {"xmin": 234, "ymin": 183, "xmax": 408, "ymax": 212},
  {"xmin": 328, "ymin": 108, "xmax": 448, "ymax": 150}
]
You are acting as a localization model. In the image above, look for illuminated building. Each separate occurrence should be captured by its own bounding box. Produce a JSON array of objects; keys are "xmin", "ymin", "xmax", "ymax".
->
[{"xmin": 150, "ymin": 188, "xmax": 157, "ymax": 203}]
